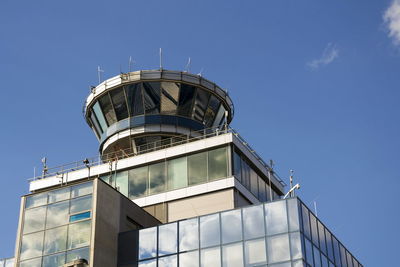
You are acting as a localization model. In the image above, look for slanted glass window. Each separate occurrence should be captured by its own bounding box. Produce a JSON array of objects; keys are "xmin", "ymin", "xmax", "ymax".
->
[
  {"xmin": 68, "ymin": 220, "xmax": 91, "ymax": 249},
  {"xmin": 325, "ymin": 230, "xmax": 335, "ymax": 263},
  {"xmin": 314, "ymin": 245, "xmax": 322, "ymax": 267},
  {"xmin": 265, "ymin": 200, "xmax": 288, "ymax": 235},
  {"xmin": 158, "ymin": 223, "xmax": 177, "ymax": 256},
  {"xmin": 66, "ymin": 247, "xmax": 90, "ymax": 263},
  {"xmin": 332, "ymin": 236, "xmax": 341, "ymax": 267},
  {"xmin": 339, "ymin": 244, "xmax": 347, "ymax": 267},
  {"xmin": 43, "ymin": 226, "xmax": 67, "ymax": 255},
  {"xmin": 129, "ymin": 166, "xmax": 148, "ymax": 198},
  {"xmin": 168, "ymin": 157, "xmax": 188, "ymax": 190},
  {"xmin": 201, "ymin": 246, "xmax": 221, "ymax": 267},
  {"xmin": 301, "ymin": 204, "xmax": 311, "ymax": 240},
  {"xmin": 221, "ymin": 209, "xmax": 242, "ymax": 244},
  {"xmin": 25, "ymin": 192, "xmax": 47, "ymax": 209},
  {"xmin": 70, "ymin": 195, "xmax": 92, "ymax": 214},
  {"xmin": 139, "ymin": 227, "xmax": 157, "ymax": 260},
  {"xmin": 23, "ymin": 206, "xmax": 46, "ymax": 234},
  {"xmin": 161, "ymin": 82, "xmax": 180, "ymax": 115},
  {"xmin": 241, "ymin": 160, "xmax": 251, "ymax": 189},
  {"xmin": 70, "ymin": 211, "xmax": 91, "ymax": 222},
  {"xmin": 267, "ymin": 234, "xmax": 290, "ymax": 263},
  {"xmin": 19, "ymin": 258, "xmax": 41, "ymax": 267},
  {"xmin": 318, "ymin": 221, "xmax": 327, "ymax": 255},
  {"xmin": 178, "ymin": 84, "xmax": 196, "ymax": 117},
  {"xmin": 249, "ymin": 168, "xmax": 258, "ymax": 196},
  {"xmin": 287, "ymin": 198, "xmax": 300, "ymax": 231},
  {"xmin": 43, "ymin": 252, "xmax": 66, "ymax": 267},
  {"xmin": 233, "ymin": 151, "xmax": 242, "ymax": 182},
  {"xmin": 149, "ymin": 162, "xmax": 166, "ymax": 194},
  {"xmin": 208, "ymin": 147, "xmax": 227, "ymax": 181},
  {"xmin": 20, "ymin": 231, "xmax": 44, "ymax": 260},
  {"xmin": 310, "ymin": 212, "xmax": 319, "ymax": 246},
  {"xmin": 244, "ymin": 238, "xmax": 266, "ymax": 265},
  {"xmin": 258, "ymin": 176, "xmax": 267, "ymax": 201},
  {"xmin": 243, "ymin": 205, "xmax": 265, "ymax": 239},
  {"xmin": 71, "ymin": 182, "xmax": 92, "ymax": 198},
  {"xmin": 110, "ymin": 87, "xmax": 129, "ymax": 120},
  {"xmin": 90, "ymin": 112, "xmax": 103, "ymax": 137},
  {"xmin": 179, "ymin": 250, "xmax": 199, "ymax": 267},
  {"xmin": 290, "ymin": 232, "xmax": 302, "ymax": 260},
  {"xmin": 304, "ymin": 238, "xmax": 313, "ymax": 266},
  {"xmin": 179, "ymin": 218, "xmax": 199, "ymax": 251},
  {"xmin": 200, "ymin": 214, "xmax": 220, "ymax": 248},
  {"xmin": 188, "ymin": 152, "xmax": 207, "ymax": 186},
  {"xmin": 192, "ymin": 88, "xmax": 210, "ymax": 122},
  {"xmin": 98, "ymin": 93, "xmax": 117, "ymax": 125},
  {"xmin": 125, "ymin": 83, "xmax": 144, "ymax": 116},
  {"xmin": 213, "ymin": 104, "xmax": 226, "ymax": 128},
  {"xmin": 115, "ymin": 171, "xmax": 129, "ymax": 196},
  {"xmin": 92, "ymin": 102, "xmax": 108, "ymax": 130},
  {"xmin": 222, "ymin": 242, "xmax": 243, "ymax": 267},
  {"xmin": 143, "ymin": 82, "xmax": 161, "ymax": 114},
  {"xmin": 158, "ymin": 255, "xmax": 177, "ymax": 267},
  {"xmin": 204, "ymin": 95, "xmax": 220, "ymax": 127},
  {"xmin": 48, "ymin": 188, "xmax": 70, "ymax": 204}
]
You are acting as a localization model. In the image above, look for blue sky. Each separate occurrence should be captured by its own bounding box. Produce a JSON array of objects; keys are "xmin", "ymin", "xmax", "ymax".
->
[{"xmin": 1, "ymin": 0, "xmax": 400, "ymax": 265}]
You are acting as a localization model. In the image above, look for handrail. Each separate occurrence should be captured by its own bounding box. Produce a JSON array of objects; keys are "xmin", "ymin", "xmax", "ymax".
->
[{"xmin": 29, "ymin": 126, "xmax": 286, "ymax": 187}]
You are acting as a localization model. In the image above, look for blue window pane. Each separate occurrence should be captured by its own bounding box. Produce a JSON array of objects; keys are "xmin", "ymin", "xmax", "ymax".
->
[{"xmin": 70, "ymin": 211, "xmax": 91, "ymax": 222}]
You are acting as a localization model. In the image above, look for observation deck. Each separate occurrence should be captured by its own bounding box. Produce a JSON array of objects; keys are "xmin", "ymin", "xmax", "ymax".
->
[{"xmin": 84, "ymin": 70, "xmax": 234, "ymax": 156}]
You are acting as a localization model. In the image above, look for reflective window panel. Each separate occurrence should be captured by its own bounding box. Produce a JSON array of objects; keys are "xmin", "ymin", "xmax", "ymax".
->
[
  {"xmin": 188, "ymin": 152, "xmax": 207, "ymax": 186},
  {"xmin": 115, "ymin": 171, "xmax": 129, "ymax": 196},
  {"xmin": 244, "ymin": 238, "xmax": 267, "ymax": 265},
  {"xmin": 221, "ymin": 209, "xmax": 242, "ymax": 244},
  {"xmin": 314, "ymin": 245, "xmax": 322, "ymax": 267},
  {"xmin": 125, "ymin": 83, "xmax": 144, "ymax": 116},
  {"xmin": 139, "ymin": 259, "xmax": 157, "ymax": 267},
  {"xmin": 287, "ymin": 198, "xmax": 300, "ymax": 232},
  {"xmin": 290, "ymin": 232, "xmax": 303, "ymax": 260},
  {"xmin": 249, "ymin": 168, "xmax": 259, "ymax": 196},
  {"xmin": 168, "ymin": 157, "xmax": 188, "ymax": 190},
  {"xmin": 66, "ymin": 246, "xmax": 90, "ymax": 263},
  {"xmin": 93, "ymin": 102, "xmax": 108, "ymax": 130},
  {"xmin": 68, "ymin": 220, "xmax": 91, "ymax": 249},
  {"xmin": 178, "ymin": 84, "xmax": 196, "ymax": 117},
  {"xmin": 71, "ymin": 182, "xmax": 92, "ymax": 198},
  {"xmin": 158, "ymin": 254, "xmax": 177, "ymax": 267},
  {"xmin": 204, "ymin": 95, "xmax": 220, "ymax": 127},
  {"xmin": 318, "ymin": 221, "xmax": 327, "ymax": 255},
  {"xmin": 222, "ymin": 242, "xmax": 243, "ymax": 267},
  {"xmin": 192, "ymin": 88, "xmax": 210, "ymax": 122},
  {"xmin": 25, "ymin": 192, "xmax": 47, "ymax": 209},
  {"xmin": 43, "ymin": 226, "xmax": 67, "ymax": 255},
  {"xmin": 110, "ymin": 88, "xmax": 129, "ymax": 121},
  {"xmin": 200, "ymin": 214, "xmax": 220, "ymax": 248},
  {"xmin": 48, "ymin": 187, "xmax": 70, "ymax": 204},
  {"xmin": 158, "ymin": 223, "xmax": 177, "ymax": 256},
  {"xmin": 129, "ymin": 166, "xmax": 148, "ymax": 198},
  {"xmin": 243, "ymin": 205, "xmax": 264, "ymax": 239},
  {"xmin": 139, "ymin": 227, "xmax": 157, "ymax": 260},
  {"xmin": 233, "ymin": 151, "xmax": 242, "ymax": 182},
  {"xmin": 98, "ymin": 93, "xmax": 117, "ymax": 126},
  {"xmin": 160, "ymin": 82, "xmax": 180, "ymax": 115},
  {"xmin": 265, "ymin": 200, "xmax": 288, "ymax": 235},
  {"xmin": 310, "ymin": 213, "xmax": 319, "ymax": 247},
  {"xmin": 19, "ymin": 258, "xmax": 41, "ymax": 267},
  {"xmin": 3, "ymin": 259, "xmax": 14, "ymax": 267},
  {"xmin": 70, "ymin": 195, "xmax": 92, "ymax": 214},
  {"xmin": 208, "ymin": 147, "xmax": 227, "ymax": 181},
  {"xmin": 149, "ymin": 162, "xmax": 166, "ymax": 195},
  {"xmin": 201, "ymin": 246, "xmax": 221, "ymax": 267},
  {"xmin": 267, "ymin": 234, "xmax": 290, "ymax": 264},
  {"xmin": 23, "ymin": 206, "xmax": 46, "ymax": 234},
  {"xmin": 301, "ymin": 204, "xmax": 311, "ymax": 240},
  {"xmin": 143, "ymin": 82, "xmax": 161, "ymax": 114},
  {"xmin": 42, "ymin": 252, "xmax": 66, "ymax": 267},
  {"xmin": 179, "ymin": 250, "xmax": 199, "ymax": 267},
  {"xmin": 46, "ymin": 200, "xmax": 69, "ymax": 229},
  {"xmin": 20, "ymin": 231, "xmax": 44, "ymax": 260},
  {"xmin": 179, "ymin": 218, "xmax": 199, "ymax": 251}
]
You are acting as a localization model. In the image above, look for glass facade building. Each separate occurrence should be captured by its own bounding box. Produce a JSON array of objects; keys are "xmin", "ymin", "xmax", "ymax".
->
[
  {"xmin": 2, "ymin": 69, "xmax": 362, "ymax": 267},
  {"xmin": 135, "ymin": 198, "xmax": 361, "ymax": 267}
]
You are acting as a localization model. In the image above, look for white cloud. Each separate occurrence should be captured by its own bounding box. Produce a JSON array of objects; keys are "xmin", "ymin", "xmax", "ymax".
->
[
  {"xmin": 384, "ymin": 0, "xmax": 400, "ymax": 46},
  {"xmin": 307, "ymin": 43, "xmax": 339, "ymax": 70}
]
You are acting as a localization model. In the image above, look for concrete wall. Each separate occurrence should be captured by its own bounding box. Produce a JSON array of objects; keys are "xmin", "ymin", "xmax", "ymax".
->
[{"xmin": 91, "ymin": 179, "xmax": 159, "ymax": 267}]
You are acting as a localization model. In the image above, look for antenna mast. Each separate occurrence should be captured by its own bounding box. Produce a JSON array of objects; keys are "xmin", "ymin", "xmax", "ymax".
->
[
  {"xmin": 97, "ymin": 66, "xmax": 104, "ymax": 84},
  {"xmin": 185, "ymin": 57, "xmax": 191, "ymax": 73},
  {"xmin": 159, "ymin": 48, "xmax": 163, "ymax": 70}
]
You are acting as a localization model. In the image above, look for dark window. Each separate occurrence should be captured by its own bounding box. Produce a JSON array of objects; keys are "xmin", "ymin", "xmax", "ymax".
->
[
  {"xmin": 110, "ymin": 88, "xmax": 129, "ymax": 120},
  {"xmin": 98, "ymin": 93, "xmax": 117, "ymax": 125},
  {"xmin": 161, "ymin": 82, "xmax": 180, "ymax": 115},
  {"xmin": 143, "ymin": 82, "xmax": 161, "ymax": 114},
  {"xmin": 177, "ymin": 84, "xmax": 196, "ymax": 117},
  {"xmin": 204, "ymin": 95, "xmax": 220, "ymax": 127},
  {"xmin": 192, "ymin": 88, "xmax": 210, "ymax": 123},
  {"xmin": 125, "ymin": 83, "xmax": 144, "ymax": 116}
]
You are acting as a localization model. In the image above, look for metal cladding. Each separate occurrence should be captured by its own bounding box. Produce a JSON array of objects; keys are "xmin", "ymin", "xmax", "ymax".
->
[{"xmin": 84, "ymin": 70, "xmax": 234, "ymax": 155}]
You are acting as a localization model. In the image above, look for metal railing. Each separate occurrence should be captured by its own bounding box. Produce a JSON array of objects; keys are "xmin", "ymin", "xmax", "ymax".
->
[{"xmin": 29, "ymin": 126, "xmax": 286, "ymax": 187}]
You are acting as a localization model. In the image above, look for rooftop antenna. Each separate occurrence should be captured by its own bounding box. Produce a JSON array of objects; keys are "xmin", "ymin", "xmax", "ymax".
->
[
  {"xmin": 97, "ymin": 66, "xmax": 104, "ymax": 84},
  {"xmin": 159, "ymin": 48, "xmax": 163, "ymax": 70},
  {"xmin": 128, "ymin": 56, "xmax": 133, "ymax": 73},
  {"xmin": 198, "ymin": 68, "xmax": 204, "ymax": 76},
  {"xmin": 314, "ymin": 201, "xmax": 318, "ymax": 217},
  {"xmin": 41, "ymin": 157, "xmax": 48, "ymax": 178},
  {"xmin": 283, "ymin": 183, "xmax": 300, "ymax": 199},
  {"xmin": 268, "ymin": 160, "xmax": 274, "ymax": 201},
  {"xmin": 185, "ymin": 57, "xmax": 191, "ymax": 73},
  {"xmin": 289, "ymin": 170, "xmax": 294, "ymax": 196}
]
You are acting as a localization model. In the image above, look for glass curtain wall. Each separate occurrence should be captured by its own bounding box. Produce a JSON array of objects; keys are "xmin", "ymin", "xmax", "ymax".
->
[
  {"xmin": 18, "ymin": 182, "xmax": 93, "ymax": 267},
  {"xmin": 232, "ymin": 149, "xmax": 280, "ymax": 203},
  {"xmin": 136, "ymin": 198, "xmax": 362, "ymax": 267},
  {"xmin": 101, "ymin": 146, "xmax": 229, "ymax": 200}
]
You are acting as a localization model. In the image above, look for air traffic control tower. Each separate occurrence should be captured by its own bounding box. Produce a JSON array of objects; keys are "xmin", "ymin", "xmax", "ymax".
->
[
  {"xmin": 3, "ymin": 69, "xmax": 363, "ymax": 267},
  {"xmin": 84, "ymin": 70, "xmax": 234, "ymax": 158}
]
